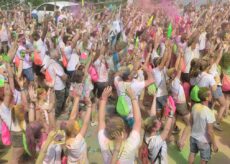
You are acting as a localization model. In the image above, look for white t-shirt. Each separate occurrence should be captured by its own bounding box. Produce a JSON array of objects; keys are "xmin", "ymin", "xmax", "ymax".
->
[
  {"xmin": 34, "ymin": 38, "xmax": 47, "ymax": 62},
  {"xmin": 184, "ymin": 45, "xmax": 200, "ymax": 73},
  {"xmin": 94, "ymin": 58, "xmax": 109, "ymax": 83},
  {"xmin": 208, "ymin": 63, "xmax": 221, "ymax": 85},
  {"xmin": 152, "ymin": 67, "xmax": 168, "ymax": 97},
  {"xmin": 0, "ymin": 103, "xmax": 26, "ymax": 132},
  {"xmin": 114, "ymin": 76, "xmax": 145, "ymax": 118},
  {"xmin": 47, "ymin": 59, "xmax": 66, "ymax": 91},
  {"xmin": 43, "ymin": 144, "xmax": 62, "ymax": 164},
  {"xmin": 67, "ymin": 53, "xmax": 79, "ymax": 72},
  {"xmin": 191, "ymin": 104, "xmax": 215, "ymax": 143},
  {"xmin": 66, "ymin": 134, "xmax": 88, "ymax": 164},
  {"xmin": 145, "ymin": 135, "xmax": 168, "ymax": 164},
  {"xmin": 16, "ymin": 45, "xmax": 32, "ymax": 69},
  {"xmin": 98, "ymin": 129, "xmax": 140, "ymax": 164},
  {"xmin": 171, "ymin": 77, "xmax": 186, "ymax": 103},
  {"xmin": 193, "ymin": 72, "xmax": 216, "ymax": 88}
]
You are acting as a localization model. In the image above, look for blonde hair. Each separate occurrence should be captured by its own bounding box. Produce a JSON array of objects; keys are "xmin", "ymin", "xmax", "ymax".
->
[
  {"xmin": 143, "ymin": 116, "xmax": 158, "ymax": 134},
  {"xmin": 12, "ymin": 104, "xmax": 25, "ymax": 129},
  {"xmin": 105, "ymin": 116, "xmax": 125, "ymax": 140},
  {"xmin": 65, "ymin": 120, "xmax": 80, "ymax": 138}
]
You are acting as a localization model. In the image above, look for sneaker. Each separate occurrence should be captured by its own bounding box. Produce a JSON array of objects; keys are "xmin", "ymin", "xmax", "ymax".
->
[
  {"xmin": 172, "ymin": 126, "xmax": 180, "ymax": 134},
  {"xmin": 214, "ymin": 122, "xmax": 223, "ymax": 131},
  {"xmin": 90, "ymin": 121, "xmax": 98, "ymax": 127}
]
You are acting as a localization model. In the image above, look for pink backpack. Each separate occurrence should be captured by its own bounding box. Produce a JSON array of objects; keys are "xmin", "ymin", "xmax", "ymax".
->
[
  {"xmin": 182, "ymin": 82, "xmax": 190, "ymax": 101},
  {"xmin": 164, "ymin": 96, "xmax": 176, "ymax": 117},
  {"xmin": 1, "ymin": 121, "xmax": 11, "ymax": 146},
  {"xmin": 89, "ymin": 65, "xmax": 98, "ymax": 82}
]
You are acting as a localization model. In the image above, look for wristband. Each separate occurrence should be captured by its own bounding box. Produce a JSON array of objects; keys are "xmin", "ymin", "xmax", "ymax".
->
[
  {"xmin": 168, "ymin": 111, "xmax": 174, "ymax": 118},
  {"xmin": 130, "ymin": 97, "xmax": 136, "ymax": 101},
  {"xmin": 20, "ymin": 88, "xmax": 25, "ymax": 91}
]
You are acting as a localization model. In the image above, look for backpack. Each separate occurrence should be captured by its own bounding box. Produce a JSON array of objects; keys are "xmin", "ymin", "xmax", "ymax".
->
[
  {"xmin": 45, "ymin": 69, "xmax": 53, "ymax": 83},
  {"xmin": 147, "ymin": 83, "xmax": 157, "ymax": 95},
  {"xmin": 116, "ymin": 95, "xmax": 129, "ymax": 117},
  {"xmin": 33, "ymin": 51, "xmax": 43, "ymax": 66},
  {"xmin": 190, "ymin": 76, "xmax": 204, "ymax": 102},
  {"xmin": 139, "ymin": 136, "xmax": 163, "ymax": 164},
  {"xmin": 14, "ymin": 56, "xmax": 20, "ymax": 68},
  {"xmin": 222, "ymin": 73, "xmax": 230, "ymax": 92},
  {"xmin": 89, "ymin": 65, "xmax": 99, "ymax": 83},
  {"xmin": 1, "ymin": 121, "xmax": 11, "ymax": 146},
  {"xmin": 164, "ymin": 96, "xmax": 176, "ymax": 117},
  {"xmin": 190, "ymin": 85, "xmax": 201, "ymax": 102},
  {"xmin": 62, "ymin": 54, "xmax": 68, "ymax": 68}
]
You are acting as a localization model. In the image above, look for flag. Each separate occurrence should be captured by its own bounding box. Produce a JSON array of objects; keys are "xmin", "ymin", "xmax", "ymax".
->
[
  {"xmin": 45, "ymin": 69, "xmax": 53, "ymax": 83},
  {"xmin": 147, "ymin": 16, "xmax": 154, "ymax": 27},
  {"xmin": 167, "ymin": 23, "xmax": 173, "ymax": 39}
]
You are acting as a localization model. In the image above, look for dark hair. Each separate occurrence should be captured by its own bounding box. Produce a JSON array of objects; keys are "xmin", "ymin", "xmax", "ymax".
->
[
  {"xmin": 189, "ymin": 58, "xmax": 201, "ymax": 78},
  {"xmin": 121, "ymin": 69, "xmax": 131, "ymax": 81},
  {"xmin": 63, "ymin": 35, "xmax": 69, "ymax": 45},
  {"xmin": 70, "ymin": 70, "xmax": 84, "ymax": 83},
  {"xmin": 198, "ymin": 87, "xmax": 210, "ymax": 102}
]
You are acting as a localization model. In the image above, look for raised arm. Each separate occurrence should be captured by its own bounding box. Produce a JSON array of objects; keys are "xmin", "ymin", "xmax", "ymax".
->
[
  {"xmin": 175, "ymin": 47, "xmax": 183, "ymax": 79},
  {"xmin": 79, "ymin": 98, "xmax": 92, "ymax": 137},
  {"xmin": 142, "ymin": 64, "xmax": 154, "ymax": 87},
  {"xmin": 98, "ymin": 87, "xmax": 112, "ymax": 131},
  {"xmin": 71, "ymin": 32, "xmax": 80, "ymax": 49},
  {"xmin": 160, "ymin": 102, "xmax": 174, "ymax": 141},
  {"xmin": 69, "ymin": 96, "xmax": 80, "ymax": 120},
  {"xmin": 149, "ymin": 95, "xmax": 157, "ymax": 116},
  {"xmin": 41, "ymin": 17, "xmax": 49, "ymax": 42},
  {"xmin": 215, "ymin": 46, "xmax": 224, "ymax": 65},
  {"xmin": 126, "ymin": 87, "xmax": 141, "ymax": 133}
]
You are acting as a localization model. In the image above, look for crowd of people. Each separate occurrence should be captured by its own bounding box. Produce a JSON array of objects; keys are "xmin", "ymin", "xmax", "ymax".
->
[{"xmin": 0, "ymin": 0, "xmax": 229, "ymax": 163}]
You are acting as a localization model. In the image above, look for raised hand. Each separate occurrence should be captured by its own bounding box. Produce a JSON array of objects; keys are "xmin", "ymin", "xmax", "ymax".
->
[
  {"xmin": 101, "ymin": 86, "xmax": 112, "ymax": 101},
  {"xmin": 28, "ymin": 85, "xmax": 37, "ymax": 102}
]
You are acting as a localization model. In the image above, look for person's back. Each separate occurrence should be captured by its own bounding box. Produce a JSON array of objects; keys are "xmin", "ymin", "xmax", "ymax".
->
[{"xmin": 191, "ymin": 103, "xmax": 215, "ymax": 143}]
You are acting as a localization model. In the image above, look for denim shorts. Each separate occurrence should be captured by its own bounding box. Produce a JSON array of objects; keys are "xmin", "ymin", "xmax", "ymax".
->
[
  {"xmin": 190, "ymin": 137, "xmax": 211, "ymax": 161},
  {"xmin": 23, "ymin": 67, "xmax": 34, "ymax": 81},
  {"xmin": 156, "ymin": 96, "xmax": 168, "ymax": 111},
  {"xmin": 213, "ymin": 86, "xmax": 223, "ymax": 99}
]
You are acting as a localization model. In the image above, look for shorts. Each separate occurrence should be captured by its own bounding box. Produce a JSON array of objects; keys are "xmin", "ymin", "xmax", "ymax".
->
[
  {"xmin": 213, "ymin": 86, "xmax": 223, "ymax": 99},
  {"xmin": 23, "ymin": 67, "xmax": 34, "ymax": 81},
  {"xmin": 11, "ymin": 131, "xmax": 23, "ymax": 148},
  {"xmin": 190, "ymin": 137, "xmax": 211, "ymax": 161},
  {"xmin": 156, "ymin": 96, "xmax": 168, "ymax": 111},
  {"xmin": 93, "ymin": 82, "xmax": 108, "ymax": 98},
  {"xmin": 176, "ymin": 103, "xmax": 190, "ymax": 116}
]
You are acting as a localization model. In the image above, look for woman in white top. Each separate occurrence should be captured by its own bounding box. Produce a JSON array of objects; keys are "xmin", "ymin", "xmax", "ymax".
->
[
  {"xmin": 193, "ymin": 57, "xmax": 224, "ymax": 131},
  {"xmin": 63, "ymin": 92, "xmax": 92, "ymax": 164},
  {"xmin": 207, "ymin": 47, "xmax": 226, "ymax": 131},
  {"xmin": 98, "ymin": 87, "xmax": 141, "ymax": 164},
  {"xmin": 0, "ymin": 75, "xmax": 28, "ymax": 164},
  {"xmin": 142, "ymin": 93, "xmax": 174, "ymax": 164},
  {"xmin": 167, "ymin": 49, "xmax": 191, "ymax": 150}
]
